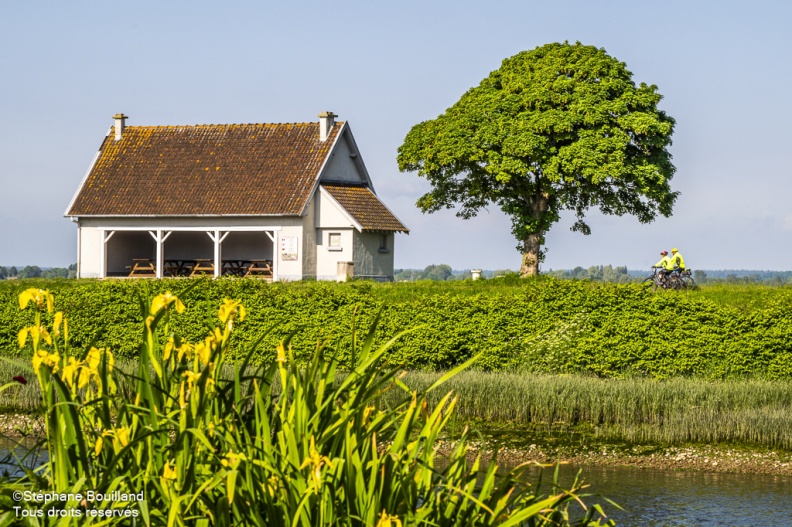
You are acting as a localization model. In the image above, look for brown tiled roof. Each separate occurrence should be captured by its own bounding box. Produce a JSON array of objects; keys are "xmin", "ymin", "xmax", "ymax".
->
[
  {"xmin": 67, "ymin": 122, "xmax": 342, "ymax": 216},
  {"xmin": 322, "ymin": 184, "xmax": 409, "ymax": 233}
]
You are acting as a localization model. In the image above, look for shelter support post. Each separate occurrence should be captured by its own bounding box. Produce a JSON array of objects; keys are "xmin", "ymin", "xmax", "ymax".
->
[
  {"xmin": 100, "ymin": 230, "xmax": 116, "ymax": 279},
  {"xmin": 149, "ymin": 230, "xmax": 172, "ymax": 278},
  {"xmin": 206, "ymin": 230, "xmax": 230, "ymax": 278},
  {"xmin": 265, "ymin": 230, "xmax": 278, "ymax": 282}
]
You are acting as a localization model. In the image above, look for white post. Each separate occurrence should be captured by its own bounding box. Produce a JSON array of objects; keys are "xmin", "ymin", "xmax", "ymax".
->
[
  {"xmin": 266, "ymin": 229, "xmax": 279, "ymax": 282},
  {"xmin": 148, "ymin": 230, "xmax": 172, "ymax": 278},
  {"xmin": 76, "ymin": 222, "xmax": 82, "ymax": 279},
  {"xmin": 214, "ymin": 230, "xmax": 221, "ymax": 278},
  {"xmin": 101, "ymin": 230, "xmax": 115, "ymax": 279},
  {"xmin": 216, "ymin": 231, "xmax": 229, "ymax": 278},
  {"xmin": 155, "ymin": 230, "xmax": 163, "ymax": 278},
  {"xmin": 206, "ymin": 230, "xmax": 227, "ymax": 278},
  {"xmin": 100, "ymin": 229, "xmax": 106, "ymax": 279}
]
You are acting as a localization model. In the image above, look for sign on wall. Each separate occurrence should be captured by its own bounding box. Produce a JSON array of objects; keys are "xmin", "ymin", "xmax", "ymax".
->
[{"xmin": 280, "ymin": 236, "xmax": 298, "ymax": 261}]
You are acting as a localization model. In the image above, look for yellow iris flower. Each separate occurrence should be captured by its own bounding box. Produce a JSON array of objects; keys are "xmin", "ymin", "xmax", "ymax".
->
[
  {"xmin": 218, "ymin": 299, "xmax": 246, "ymax": 326},
  {"xmin": 18, "ymin": 288, "xmax": 54, "ymax": 313},
  {"xmin": 150, "ymin": 292, "xmax": 185, "ymax": 315},
  {"xmin": 375, "ymin": 511, "xmax": 403, "ymax": 527}
]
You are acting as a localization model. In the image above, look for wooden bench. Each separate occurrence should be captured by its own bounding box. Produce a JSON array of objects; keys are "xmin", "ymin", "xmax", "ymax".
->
[
  {"xmin": 221, "ymin": 260, "xmax": 247, "ymax": 277},
  {"xmin": 128, "ymin": 258, "xmax": 156, "ymax": 277},
  {"xmin": 244, "ymin": 259, "xmax": 273, "ymax": 279},
  {"xmin": 190, "ymin": 259, "xmax": 215, "ymax": 276}
]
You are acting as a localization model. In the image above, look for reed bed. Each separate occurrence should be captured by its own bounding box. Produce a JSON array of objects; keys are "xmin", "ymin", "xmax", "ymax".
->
[
  {"xmin": 5, "ymin": 359, "xmax": 791, "ymax": 451},
  {"xmin": 392, "ymin": 371, "xmax": 792, "ymax": 450}
]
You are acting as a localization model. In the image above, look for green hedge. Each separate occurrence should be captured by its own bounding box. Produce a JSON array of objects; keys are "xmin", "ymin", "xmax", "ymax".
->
[{"xmin": 3, "ymin": 277, "xmax": 792, "ymax": 379}]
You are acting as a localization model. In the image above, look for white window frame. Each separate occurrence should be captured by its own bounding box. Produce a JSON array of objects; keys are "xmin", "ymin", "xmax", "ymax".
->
[{"xmin": 328, "ymin": 232, "xmax": 343, "ymax": 251}]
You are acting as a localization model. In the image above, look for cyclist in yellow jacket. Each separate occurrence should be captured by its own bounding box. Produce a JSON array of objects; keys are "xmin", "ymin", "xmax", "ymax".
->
[
  {"xmin": 671, "ymin": 248, "xmax": 686, "ymax": 271},
  {"xmin": 653, "ymin": 250, "xmax": 674, "ymax": 284}
]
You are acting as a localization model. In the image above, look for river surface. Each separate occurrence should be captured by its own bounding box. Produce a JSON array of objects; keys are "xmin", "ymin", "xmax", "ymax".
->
[
  {"xmin": 527, "ymin": 463, "xmax": 792, "ymax": 527},
  {"xmin": 2, "ymin": 442, "xmax": 790, "ymax": 526}
]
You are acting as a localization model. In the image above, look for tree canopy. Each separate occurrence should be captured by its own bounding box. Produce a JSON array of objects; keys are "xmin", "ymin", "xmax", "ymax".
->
[{"xmin": 397, "ymin": 42, "xmax": 677, "ymax": 275}]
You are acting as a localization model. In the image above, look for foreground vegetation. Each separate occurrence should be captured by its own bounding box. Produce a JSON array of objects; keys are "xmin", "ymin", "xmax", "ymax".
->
[
  {"xmin": 3, "ymin": 277, "xmax": 792, "ymax": 379},
  {"xmin": 0, "ymin": 288, "xmax": 613, "ymax": 526}
]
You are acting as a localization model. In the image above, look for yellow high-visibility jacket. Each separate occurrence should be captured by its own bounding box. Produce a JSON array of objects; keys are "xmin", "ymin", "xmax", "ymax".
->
[
  {"xmin": 654, "ymin": 256, "xmax": 674, "ymax": 270},
  {"xmin": 671, "ymin": 252, "xmax": 686, "ymax": 269}
]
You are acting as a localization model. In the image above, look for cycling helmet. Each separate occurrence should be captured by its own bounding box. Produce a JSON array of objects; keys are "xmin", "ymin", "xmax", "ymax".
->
[
  {"xmin": 660, "ymin": 250, "xmax": 668, "ymax": 256},
  {"xmin": 671, "ymin": 248, "xmax": 679, "ymax": 253}
]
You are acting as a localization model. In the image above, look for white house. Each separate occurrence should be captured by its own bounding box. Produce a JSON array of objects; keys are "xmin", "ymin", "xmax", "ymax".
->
[{"xmin": 65, "ymin": 112, "xmax": 409, "ymax": 281}]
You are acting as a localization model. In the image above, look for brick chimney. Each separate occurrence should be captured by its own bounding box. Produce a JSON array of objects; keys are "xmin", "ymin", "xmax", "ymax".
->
[
  {"xmin": 318, "ymin": 111, "xmax": 337, "ymax": 141},
  {"xmin": 113, "ymin": 113, "xmax": 128, "ymax": 141}
]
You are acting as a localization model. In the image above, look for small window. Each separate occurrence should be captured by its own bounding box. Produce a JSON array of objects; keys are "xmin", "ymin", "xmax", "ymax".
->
[
  {"xmin": 378, "ymin": 234, "xmax": 390, "ymax": 253},
  {"xmin": 328, "ymin": 232, "xmax": 342, "ymax": 251}
]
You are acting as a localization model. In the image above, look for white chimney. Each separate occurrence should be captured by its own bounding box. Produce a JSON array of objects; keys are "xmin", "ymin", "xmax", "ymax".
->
[
  {"xmin": 113, "ymin": 113, "xmax": 128, "ymax": 141},
  {"xmin": 318, "ymin": 111, "xmax": 337, "ymax": 141}
]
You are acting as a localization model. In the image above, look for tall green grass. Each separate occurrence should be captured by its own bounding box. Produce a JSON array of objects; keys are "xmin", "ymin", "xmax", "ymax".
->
[
  {"xmin": 0, "ymin": 288, "xmax": 614, "ymax": 526},
  {"xmin": 4, "ymin": 360, "xmax": 791, "ymax": 450},
  {"xmin": 394, "ymin": 372, "xmax": 792, "ymax": 450},
  {"xmin": 689, "ymin": 283, "xmax": 792, "ymax": 313}
]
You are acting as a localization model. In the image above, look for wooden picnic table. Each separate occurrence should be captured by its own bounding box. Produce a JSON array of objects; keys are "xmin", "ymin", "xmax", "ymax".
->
[
  {"xmin": 164, "ymin": 259, "xmax": 194, "ymax": 277},
  {"xmin": 128, "ymin": 258, "xmax": 156, "ymax": 277},
  {"xmin": 221, "ymin": 260, "xmax": 247, "ymax": 277},
  {"xmin": 190, "ymin": 259, "xmax": 215, "ymax": 277},
  {"xmin": 244, "ymin": 259, "xmax": 273, "ymax": 279}
]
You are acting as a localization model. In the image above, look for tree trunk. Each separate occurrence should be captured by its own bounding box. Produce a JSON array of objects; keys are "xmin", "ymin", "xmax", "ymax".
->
[
  {"xmin": 519, "ymin": 233, "xmax": 543, "ymax": 276},
  {"xmin": 519, "ymin": 191, "xmax": 549, "ymax": 277}
]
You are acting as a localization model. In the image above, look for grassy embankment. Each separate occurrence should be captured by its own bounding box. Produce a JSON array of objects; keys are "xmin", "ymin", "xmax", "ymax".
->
[{"xmin": 2, "ymin": 277, "xmax": 792, "ymax": 458}]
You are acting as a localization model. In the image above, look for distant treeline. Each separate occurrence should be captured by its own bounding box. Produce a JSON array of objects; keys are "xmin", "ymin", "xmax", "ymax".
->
[
  {"xmin": 546, "ymin": 266, "xmax": 792, "ymax": 285},
  {"xmin": 0, "ymin": 264, "xmax": 76, "ymax": 280},
  {"xmin": 395, "ymin": 265, "xmax": 638, "ymax": 283},
  {"xmin": 396, "ymin": 265, "xmax": 792, "ymax": 284},
  {"xmin": 394, "ymin": 264, "xmax": 472, "ymax": 282},
  {"xmin": 4, "ymin": 263, "xmax": 792, "ymax": 284}
]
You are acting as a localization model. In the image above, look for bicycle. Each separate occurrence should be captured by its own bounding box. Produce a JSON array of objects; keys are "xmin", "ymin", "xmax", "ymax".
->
[{"xmin": 643, "ymin": 267, "xmax": 683, "ymax": 291}]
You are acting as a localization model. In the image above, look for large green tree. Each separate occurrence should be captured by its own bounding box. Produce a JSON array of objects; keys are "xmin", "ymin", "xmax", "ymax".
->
[{"xmin": 397, "ymin": 42, "xmax": 677, "ymax": 276}]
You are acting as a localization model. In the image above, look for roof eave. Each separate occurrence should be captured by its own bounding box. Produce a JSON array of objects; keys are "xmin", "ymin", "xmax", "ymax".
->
[
  {"xmin": 64, "ymin": 145, "xmax": 104, "ymax": 217},
  {"xmin": 65, "ymin": 213, "xmax": 304, "ymax": 218}
]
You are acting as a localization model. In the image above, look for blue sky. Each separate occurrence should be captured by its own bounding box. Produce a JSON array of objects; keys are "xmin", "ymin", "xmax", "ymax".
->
[{"xmin": 2, "ymin": 1, "xmax": 791, "ymax": 271}]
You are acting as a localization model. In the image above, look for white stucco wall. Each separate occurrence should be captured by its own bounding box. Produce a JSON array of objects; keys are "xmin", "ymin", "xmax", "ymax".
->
[
  {"xmin": 315, "ymin": 228, "xmax": 354, "ymax": 280},
  {"xmin": 77, "ymin": 226, "xmax": 103, "ymax": 278},
  {"xmin": 320, "ymin": 133, "xmax": 366, "ymax": 184},
  {"xmin": 314, "ymin": 188, "xmax": 359, "ymax": 280},
  {"xmin": 353, "ymin": 232, "xmax": 395, "ymax": 280},
  {"xmin": 315, "ymin": 189, "xmax": 357, "ymax": 229}
]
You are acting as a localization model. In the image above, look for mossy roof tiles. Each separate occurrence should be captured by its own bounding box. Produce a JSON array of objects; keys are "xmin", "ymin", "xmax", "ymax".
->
[
  {"xmin": 322, "ymin": 184, "xmax": 409, "ymax": 233},
  {"xmin": 68, "ymin": 122, "xmax": 342, "ymax": 216}
]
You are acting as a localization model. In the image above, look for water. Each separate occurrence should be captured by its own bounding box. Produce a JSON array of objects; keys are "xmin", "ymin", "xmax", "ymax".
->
[
  {"xmin": 0, "ymin": 438, "xmax": 47, "ymax": 479},
  {"xmin": 529, "ymin": 464, "xmax": 792, "ymax": 527},
  {"xmin": 2, "ymin": 441, "xmax": 789, "ymax": 526}
]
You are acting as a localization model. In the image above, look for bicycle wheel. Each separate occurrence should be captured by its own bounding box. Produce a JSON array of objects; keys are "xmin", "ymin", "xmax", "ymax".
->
[
  {"xmin": 681, "ymin": 275, "xmax": 697, "ymax": 290},
  {"xmin": 667, "ymin": 275, "xmax": 684, "ymax": 290},
  {"xmin": 643, "ymin": 277, "xmax": 659, "ymax": 292}
]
